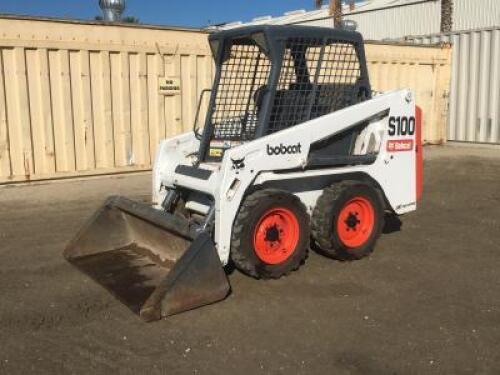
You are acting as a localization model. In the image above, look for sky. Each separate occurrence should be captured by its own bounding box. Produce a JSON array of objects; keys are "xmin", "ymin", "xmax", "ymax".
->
[{"xmin": 0, "ymin": 0, "xmax": 332, "ymax": 28}]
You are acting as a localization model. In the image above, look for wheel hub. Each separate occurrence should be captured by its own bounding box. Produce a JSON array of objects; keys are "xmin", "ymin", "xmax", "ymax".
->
[
  {"xmin": 336, "ymin": 197, "xmax": 375, "ymax": 248},
  {"xmin": 265, "ymin": 225, "xmax": 281, "ymax": 242},
  {"xmin": 253, "ymin": 207, "xmax": 300, "ymax": 265},
  {"xmin": 345, "ymin": 212, "xmax": 360, "ymax": 229}
]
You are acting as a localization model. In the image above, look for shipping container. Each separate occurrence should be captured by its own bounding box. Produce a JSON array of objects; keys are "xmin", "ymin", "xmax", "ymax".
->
[
  {"xmin": 0, "ymin": 16, "xmax": 451, "ymax": 184},
  {"xmin": 0, "ymin": 16, "xmax": 213, "ymax": 183},
  {"xmin": 365, "ymin": 42, "xmax": 451, "ymax": 144}
]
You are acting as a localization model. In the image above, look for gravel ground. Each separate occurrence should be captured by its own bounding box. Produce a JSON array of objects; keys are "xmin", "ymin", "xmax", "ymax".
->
[{"xmin": 0, "ymin": 145, "xmax": 499, "ymax": 375}]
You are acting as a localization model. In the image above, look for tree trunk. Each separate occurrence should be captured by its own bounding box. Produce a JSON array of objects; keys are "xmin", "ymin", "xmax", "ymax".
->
[
  {"xmin": 328, "ymin": 0, "xmax": 343, "ymax": 28},
  {"xmin": 316, "ymin": 0, "xmax": 343, "ymax": 28},
  {"xmin": 440, "ymin": 0, "xmax": 453, "ymax": 33}
]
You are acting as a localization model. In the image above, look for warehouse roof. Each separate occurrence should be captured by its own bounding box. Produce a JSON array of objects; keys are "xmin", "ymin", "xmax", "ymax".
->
[{"xmin": 216, "ymin": 0, "xmax": 433, "ymax": 29}]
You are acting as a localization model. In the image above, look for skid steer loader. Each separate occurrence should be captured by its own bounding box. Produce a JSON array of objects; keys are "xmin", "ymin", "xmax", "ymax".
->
[{"xmin": 65, "ymin": 25, "xmax": 423, "ymax": 322}]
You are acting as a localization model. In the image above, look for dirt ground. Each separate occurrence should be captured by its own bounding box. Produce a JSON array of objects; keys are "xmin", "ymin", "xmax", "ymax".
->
[{"xmin": 0, "ymin": 145, "xmax": 499, "ymax": 375}]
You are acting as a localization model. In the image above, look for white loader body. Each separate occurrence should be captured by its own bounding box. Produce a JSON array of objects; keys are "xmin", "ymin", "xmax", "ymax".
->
[
  {"xmin": 153, "ymin": 90, "xmax": 418, "ymax": 265},
  {"xmin": 65, "ymin": 25, "xmax": 423, "ymax": 321}
]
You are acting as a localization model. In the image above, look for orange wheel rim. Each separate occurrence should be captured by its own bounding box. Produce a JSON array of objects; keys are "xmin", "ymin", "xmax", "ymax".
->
[
  {"xmin": 336, "ymin": 196, "xmax": 375, "ymax": 248},
  {"xmin": 253, "ymin": 207, "xmax": 300, "ymax": 265}
]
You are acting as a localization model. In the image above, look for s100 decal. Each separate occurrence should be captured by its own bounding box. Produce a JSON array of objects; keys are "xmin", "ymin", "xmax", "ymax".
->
[
  {"xmin": 388, "ymin": 116, "xmax": 416, "ymax": 136},
  {"xmin": 387, "ymin": 115, "xmax": 416, "ymax": 152}
]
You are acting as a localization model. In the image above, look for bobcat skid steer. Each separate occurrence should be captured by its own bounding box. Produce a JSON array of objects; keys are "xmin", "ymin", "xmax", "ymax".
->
[{"xmin": 65, "ymin": 25, "xmax": 423, "ymax": 322}]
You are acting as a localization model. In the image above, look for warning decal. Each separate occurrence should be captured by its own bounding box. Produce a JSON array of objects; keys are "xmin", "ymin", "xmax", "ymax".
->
[{"xmin": 387, "ymin": 139, "xmax": 414, "ymax": 152}]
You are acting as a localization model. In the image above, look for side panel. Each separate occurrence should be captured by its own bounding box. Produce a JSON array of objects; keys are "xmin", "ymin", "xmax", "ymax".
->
[{"xmin": 151, "ymin": 132, "xmax": 200, "ymax": 207}]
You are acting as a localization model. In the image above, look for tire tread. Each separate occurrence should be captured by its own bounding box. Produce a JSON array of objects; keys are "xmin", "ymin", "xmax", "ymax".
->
[
  {"xmin": 311, "ymin": 181, "xmax": 383, "ymax": 261},
  {"xmin": 231, "ymin": 189, "xmax": 309, "ymax": 279}
]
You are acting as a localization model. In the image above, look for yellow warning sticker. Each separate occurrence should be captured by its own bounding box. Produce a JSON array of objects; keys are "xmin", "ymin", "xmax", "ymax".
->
[{"xmin": 209, "ymin": 148, "xmax": 223, "ymax": 157}]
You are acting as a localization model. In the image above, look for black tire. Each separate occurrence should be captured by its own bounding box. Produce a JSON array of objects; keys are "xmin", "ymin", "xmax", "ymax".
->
[
  {"xmin": 311, "ymin": 181, "xmax": 384, "ymax": 261},
  {"xmin": 231, "ymin": 189, "xmax": 310, "ymax": 279}
]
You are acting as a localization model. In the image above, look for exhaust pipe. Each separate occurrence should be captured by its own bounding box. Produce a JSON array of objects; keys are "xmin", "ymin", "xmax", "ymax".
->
[{"xmin": 64, "ymin": 196, "xmax": 230, "ymax": 322}]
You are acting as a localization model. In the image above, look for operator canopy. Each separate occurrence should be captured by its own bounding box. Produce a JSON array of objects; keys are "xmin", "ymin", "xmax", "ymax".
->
[{"xmin": 200, "ymin": 25, "xmax": 371, "ymax": 161}]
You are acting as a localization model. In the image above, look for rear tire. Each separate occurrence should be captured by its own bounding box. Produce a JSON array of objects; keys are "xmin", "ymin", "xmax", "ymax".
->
[
  {"xmin": 231, "ymin": 189, "xmax": 309, "ymax": 279},
  {"xmin": 311, "ymin": 181, "xmax": 384, "ymax": 261}
]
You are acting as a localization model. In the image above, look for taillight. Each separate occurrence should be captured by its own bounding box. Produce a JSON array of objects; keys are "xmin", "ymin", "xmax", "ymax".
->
[{"xmin": 415, "ymin": 105, "xmax": 423, "ymax": 201}]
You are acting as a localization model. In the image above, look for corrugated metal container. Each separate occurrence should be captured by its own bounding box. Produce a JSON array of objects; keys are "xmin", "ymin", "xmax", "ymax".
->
[
  {"xmin": 0, "ymin": 16, "xmax": 213, "ymax": 183},
  {"xmin": 408, "ymin": 27, "xmax": 500, "ymax": 144},
  {"xmin": 365, "ymin": 42, "xmax": 451, "ymax": 144}
]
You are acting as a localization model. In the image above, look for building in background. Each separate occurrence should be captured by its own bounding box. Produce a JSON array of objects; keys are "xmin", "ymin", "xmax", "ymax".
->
[
  {"xmin": 217, "ymin": 0, "xmax": 500, "ymax": 41},
  {"xmin": 407, "ymin": 28, "xmax": 500, "ymax": 144}
]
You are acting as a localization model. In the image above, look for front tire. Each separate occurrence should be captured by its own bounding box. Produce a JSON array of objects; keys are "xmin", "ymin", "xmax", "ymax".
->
[
  {"xmin": 312, "ymin": 181, "xmax": 384, "ymax": 261},
  {"xmin": 231, "ymin": 189, "xmax": 310, "ymax": 279}
]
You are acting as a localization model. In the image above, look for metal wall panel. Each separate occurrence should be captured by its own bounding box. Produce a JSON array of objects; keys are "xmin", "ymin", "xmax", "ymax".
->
[
  {"xmin": 408, "ymin": 28, "xmax": 500, "ymax": 144},
  {"xmin": 220, "ymin": 0, "xmax": 500, "ymax": 41},
  {"xmin": 344, "ymin": 1, "xmax": 441, "ymax": 40},
  {"xmin": 0, "ymin": 17, "xmax": 213, "ymax": 183},
  {"xmin": 220, "ymin": 1, "xmax": 442, "ymax": 39},
  {"xmin": 454, "ymin": 0, "xmax": 500, "ymax": 31}
]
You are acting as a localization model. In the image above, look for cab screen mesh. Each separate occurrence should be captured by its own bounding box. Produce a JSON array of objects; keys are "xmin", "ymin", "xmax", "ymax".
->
[
  {"xmin": 268, "ymin": 38, "xmax": 362, "ymax": 134},
  {"xmin": 210, "ymin": 41, "xmax": 271, "ymax": 141}
]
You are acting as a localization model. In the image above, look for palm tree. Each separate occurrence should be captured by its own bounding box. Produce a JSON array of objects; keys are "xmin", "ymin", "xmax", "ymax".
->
[
  {"xmin": 440, "ymin": 0, "xmax": 453, "ymax": 32},
  {"xmin": 315, "ymin": 0, "xmax": 343, "ymax": 28}
]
